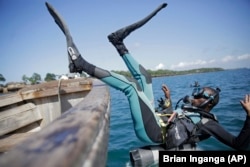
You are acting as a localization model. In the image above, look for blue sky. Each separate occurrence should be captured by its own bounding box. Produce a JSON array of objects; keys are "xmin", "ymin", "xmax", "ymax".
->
[{"xmin": 1, "ymin": 0, "xmax": 250, "ymax": 82}]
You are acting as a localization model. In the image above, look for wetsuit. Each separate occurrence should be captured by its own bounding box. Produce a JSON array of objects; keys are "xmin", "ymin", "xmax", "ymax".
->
[
  {"xmin": 196, "ymin": 116, "xmax": 250, "ymax": 150},
  {"xmin": 173, "ymin": 109, "xmax": 250, "ymax": 150},
  {"xmin": 89, "ymin": 53, "xmax": 163, "ymax": 144}
]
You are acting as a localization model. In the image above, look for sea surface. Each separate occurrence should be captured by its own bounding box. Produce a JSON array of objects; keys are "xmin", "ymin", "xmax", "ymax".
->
[{"xmin": 106, "ymin": 68, "xmax": 250, "ymax": 167}]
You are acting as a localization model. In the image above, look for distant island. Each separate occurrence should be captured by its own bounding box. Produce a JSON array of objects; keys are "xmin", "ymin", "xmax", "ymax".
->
[{"xmin": 111, "ymin": 67, "xmax": 224, "ymax": 78}]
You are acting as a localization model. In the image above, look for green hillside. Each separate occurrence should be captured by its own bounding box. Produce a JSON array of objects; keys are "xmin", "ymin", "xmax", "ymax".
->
[{"xmin": 111, "ymin": 68, "xmax": 224, "ymax": 78}]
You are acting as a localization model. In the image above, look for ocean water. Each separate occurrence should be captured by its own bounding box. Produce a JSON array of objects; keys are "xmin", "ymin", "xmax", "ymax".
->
[{"xmin": 106, "ymin": 69, "xmax": 250, "ymax": 167}]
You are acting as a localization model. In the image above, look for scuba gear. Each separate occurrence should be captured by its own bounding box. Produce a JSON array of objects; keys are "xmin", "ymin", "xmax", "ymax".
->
[
  {"xmin": 162, "ymin": 99, "xmax": 218, "ymax": 149},
  {"xmin": 155, "ymin": 87, "xmax": 220, "ymax": 149},
  {"xmin": 165, "ymin": 112, "xmax": 197, "ymax": 149},
  {"xmin": 177, "ymin": 87, "xmax": 222, "ymax": 109},
  {"xmin": 156, "ymin": 97, "xmax": 173, "ymax": 114},
  {"xmin": 175, "ymin": 95, "xmax": 218, "ymax": 121},
  {"xmin": 157, "ymin": 110, "xmax": 198, "ymax": 148},
  {"xmin": 108, "ymin": 3, "xmax": 167, "ymax": 56},
  {"xmin": 130, "ymin": 144, "xmax": 166, "ymax": 167},
  {"xmin": 158, "ymin": 85, "xmax": 220, "ymax": 148},
  {"xmin": 129, "ymin": 143, "xmax": 196, "ymax": 167},
  {"xmin": 181, "ymin": 105, "xmax": 218, "ymax": 121},
  {"xmin": 175, "ymin": 95, "xmax": 190, "ymax": 109},
  {"xmin": 192, "ymin": 87, "xmax": 221, "ymax": 108},
  {"xmin": 157, "ymin": 97, "xmax": 171, "ymax": 110}
]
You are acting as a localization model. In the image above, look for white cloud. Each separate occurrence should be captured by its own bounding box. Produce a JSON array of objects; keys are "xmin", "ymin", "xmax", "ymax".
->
[
  {"xmin": 237, "ymin": 54, "xmax": 250, "ymax": 60},
  {"xmin": 170, "ymin": 59, "xmax": 209, "ymax": 69},
  {"xmin": 208, "ymin": 59, "xmax": 216, "ymax": 63},
  {"xmin": 222, "ymin": 55, "xmax": 234, "ymax": 62},
  {"xmin": 168, "ymin": 53, "xmax": 250, "ymax": 70},
  {"xmin": 155, "ymin": 63, "xmax": 165, "ymax": 70},
  {"xmin": 221, "ymin": 54, "xmax": 250, "ymax": 63}
]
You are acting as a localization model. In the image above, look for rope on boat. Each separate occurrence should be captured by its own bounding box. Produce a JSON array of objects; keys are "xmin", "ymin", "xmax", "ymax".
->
[{"xmin": 57, "ymin": 78, "xmax": 63, "ymax": 113}]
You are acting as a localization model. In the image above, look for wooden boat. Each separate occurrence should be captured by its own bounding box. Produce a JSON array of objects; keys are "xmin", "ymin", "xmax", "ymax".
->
[
  {"xmin": 0, "ymin": 82, "xmax": 26, "ymax": 93},
  {"xmin": 0, "ymin": 78, "xmax": 110, "ymax": 167}
]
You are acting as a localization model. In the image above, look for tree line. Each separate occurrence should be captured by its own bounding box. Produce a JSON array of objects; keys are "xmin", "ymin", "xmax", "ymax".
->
[
  {"xmin": 111, "ymin": 67, "xmax": 224, "ymax": 77},
  {"xmin": 0, "ymin": 67, "xmax": 223, "ymax": 85},
  {"xmin": 22, "ymin": 73, "xmax": 57, "ymax": 84},
  {"xmin": 0, "ymin": 73, "xmax": 57, "ymax": 85}
]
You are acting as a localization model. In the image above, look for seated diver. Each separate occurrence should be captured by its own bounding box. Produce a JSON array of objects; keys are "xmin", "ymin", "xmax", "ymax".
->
[{"xmin": 46, "ymin": 2, "xmax": 250, "ymax": 151}]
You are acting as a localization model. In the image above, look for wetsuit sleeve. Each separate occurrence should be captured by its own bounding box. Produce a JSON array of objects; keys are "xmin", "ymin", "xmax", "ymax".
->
[{"xmin": 200, "ymin": 116, "xmax": 250, "ymax": 150}]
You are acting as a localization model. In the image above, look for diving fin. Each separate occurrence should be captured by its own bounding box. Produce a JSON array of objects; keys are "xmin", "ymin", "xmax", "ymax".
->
[
  {"xmin": 45, "ymin": 2, "xmax": 82, "ymax": 73},
  {"xmin": 108, "ymin": 3, "xmax": 167, "ymax": 56},
  {"xmin": 111, "ymin": 3, "xmax": 167, "ymax": 40}
]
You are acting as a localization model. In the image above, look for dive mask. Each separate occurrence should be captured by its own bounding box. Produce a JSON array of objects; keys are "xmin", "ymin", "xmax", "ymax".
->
[
  {"xmin": 192, "ymin": 87, "xmax": 221, "ymax": 107},
  {"xmin": 192, "ymin": 87, "xmax": 211, "ymax": 99}
]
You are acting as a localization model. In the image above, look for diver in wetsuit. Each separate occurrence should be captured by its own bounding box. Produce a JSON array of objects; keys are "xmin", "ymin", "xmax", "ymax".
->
[
  {"xmin": 46, "ymin": 2, "xmax": 250, "ymax": 150},
  {"xmin": 46, "ymin": 2, "xmax": 167, "ymax": 144}
]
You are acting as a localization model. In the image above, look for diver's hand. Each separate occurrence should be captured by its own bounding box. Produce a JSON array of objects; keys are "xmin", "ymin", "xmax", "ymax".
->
[
  {"xmin": 240, "ymin": 94, "xmax": 250, "ymax": 116},
  {"xmin": 162, "ymin": 84, "xmax": 170, "ymax": 99}
]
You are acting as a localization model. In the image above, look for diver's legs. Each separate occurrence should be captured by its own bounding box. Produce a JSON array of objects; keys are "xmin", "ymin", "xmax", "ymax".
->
[
  {"xmin": 101, "ymin": 71, "xmax": 162, "ymax": 143},
  {"xmin": 46, "ymin": 1, "xmax": 164, "ymax": 144},
  {"xmin": 122, "ymin": 53, "xmax": 155, "ymax": 107},
  {"xmin": 63, "ymin": 34, "xmax": 163, "ymax": 144},
  {"xmin": 107, "ymin": 3, "xmax": 167, "ymax": 106},
  {"xmin": 72, "ymin": 55, "xmax": 163, "ymax": 143}
]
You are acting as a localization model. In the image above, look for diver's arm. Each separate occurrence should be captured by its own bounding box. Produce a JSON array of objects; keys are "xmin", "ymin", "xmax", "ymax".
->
[
  {"xmin": 240, "ymin": 94, "xmax": 250, "ymax": 116},
  {"xmin": 157, "ymin": 84, "xmax": 173, "ymax": 113},
  {"xmin": 162, "ymin": 84, "xmax": 170, "ymax": 99},
  {"xmin": 199, "ymin": 94, "xmax": 250, "ymax": 150},
  {"xmin": 162, "ymin": 84, "xmax": 172, "ymax": 107},
  {"xmin": 201, "ymin": 116, "xmax": 250, "ymax": 150}
]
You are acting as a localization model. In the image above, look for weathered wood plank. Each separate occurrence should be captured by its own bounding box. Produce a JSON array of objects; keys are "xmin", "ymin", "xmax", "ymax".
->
[
  {"xmin": 0, "ymin": 93, "xmax": 23, "ymax": 108},
  {"xmin": 0, "ymin": 133, "xmax": 34, "ymax": 152},
  {"xmin": 0, "ymin": 78, "xmax": 92, "ymax": 108},
  {"xmin": 0, "ymin": 103, "xmax": 42, "ymax": 136},
  {"xmin": 20, "ymin": 78, "xmax": 92, "ymax": 100},
  {"xmin": 0, "ymin": 103, "xmax": 36, "ymax": 119},
  {"xmin": 0, "ymin": 80, "xmax": 110, "ymax": 167}
]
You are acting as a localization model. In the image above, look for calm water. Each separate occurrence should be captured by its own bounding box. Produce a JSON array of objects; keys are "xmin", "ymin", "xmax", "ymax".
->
[{"xmin": 106, "ymin": 69, "xmax": 250, "ymax": 167}]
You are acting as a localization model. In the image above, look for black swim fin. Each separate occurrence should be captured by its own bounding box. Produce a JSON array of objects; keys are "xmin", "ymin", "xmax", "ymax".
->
[
  {"xmin": 110, "ymin": 3, "xmax": 167, "ymax": 41},
  {"xmin": 45, "ymin": 2, "xmax": 82, "ymax": 73},
  {"xmin": 108, "ymin": 3, "xmax": 167, "ymax": 55}
]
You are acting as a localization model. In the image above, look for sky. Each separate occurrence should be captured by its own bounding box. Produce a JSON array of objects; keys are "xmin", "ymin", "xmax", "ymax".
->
[{"xmin": 1, "ymin": 0, "xmax": 250, "ymax": 83}]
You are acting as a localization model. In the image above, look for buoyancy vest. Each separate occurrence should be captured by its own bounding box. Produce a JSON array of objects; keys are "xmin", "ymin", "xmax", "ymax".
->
[{"xmin": 157, "ymin": 108, "xmax": 217, "ymax": 149}]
